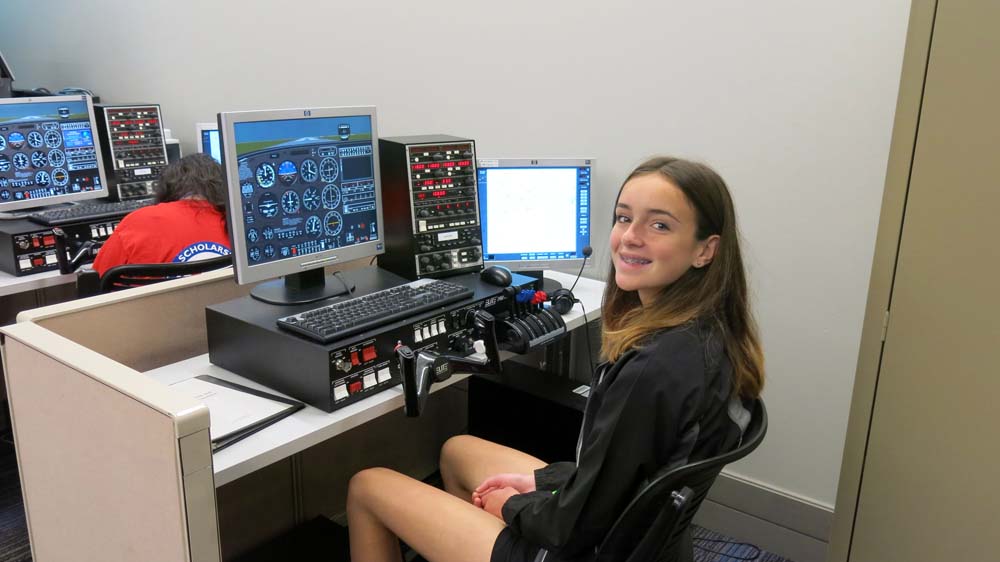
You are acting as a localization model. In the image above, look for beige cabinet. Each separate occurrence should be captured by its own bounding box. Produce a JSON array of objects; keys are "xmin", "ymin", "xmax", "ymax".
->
[{"xmin": 830, "ymin": 1, "xmax": 1000, "ymax": 561}]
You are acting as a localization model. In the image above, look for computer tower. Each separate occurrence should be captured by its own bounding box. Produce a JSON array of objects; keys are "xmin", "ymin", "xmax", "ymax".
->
[{"xmin": 378, "ymin": 135, "xmax": 484, "ymax": 280}]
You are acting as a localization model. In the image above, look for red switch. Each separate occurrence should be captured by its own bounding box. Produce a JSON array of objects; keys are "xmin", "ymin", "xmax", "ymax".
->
[
  {"xmin": 362, "ymin": 346, "xmax": 376, "ymax": 362},
  {"xmin": 350, "ymin": 351, "xmax": 360, "ymax": 366},
  {"xmin": 349, "ymin": 381, "xmax": 363, "ymax": 394}
]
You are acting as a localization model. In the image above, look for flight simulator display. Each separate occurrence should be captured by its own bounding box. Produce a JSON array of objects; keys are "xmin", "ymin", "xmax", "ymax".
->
[
  {"xmin": 0, "ymin": 95, "xmax": 108, "ymax": 212},
  {"xmin": 218, "ymin": 105, "xmax": 384, "ymax": 303}
]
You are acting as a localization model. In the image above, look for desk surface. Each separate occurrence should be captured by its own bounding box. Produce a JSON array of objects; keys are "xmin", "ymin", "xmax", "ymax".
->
[
  {"xmin": 0, "ymin": 268, "xmax": 74, "ymax": 297},
  {"xmin": 145, "ymin": 269, "xmax": 604, "ymax": 486}
]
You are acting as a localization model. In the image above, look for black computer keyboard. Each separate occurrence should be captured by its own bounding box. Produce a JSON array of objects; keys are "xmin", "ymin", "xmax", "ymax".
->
[
  {"xmin": 277, "ymin": 278, "xmax": 474, "ymax": 344},
  {"xmin": 27, "ymin": 198, "xmax": 154, "ymax": 226}
]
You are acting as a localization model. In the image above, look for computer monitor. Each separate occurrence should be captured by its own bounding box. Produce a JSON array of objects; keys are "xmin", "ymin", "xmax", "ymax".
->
[
  {"xmin": 0, "ymin": 94, "xmax": 108, "ymax": 213},
  {"xmin": 195, "ymin": 122, "xmax": 221, "ymax": 162},
  {"xmin": 476, "ymin": 157, "xmax": 592, "ymax": 292},
  {"xmin": 218, "ymin": 105, "xmax": 384, "ymax": 305}
]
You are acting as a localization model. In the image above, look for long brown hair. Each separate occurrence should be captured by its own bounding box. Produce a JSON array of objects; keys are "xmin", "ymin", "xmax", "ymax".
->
[{"xmin": 601, "ymin": 157, "xmax": 764, "ymax": 399}]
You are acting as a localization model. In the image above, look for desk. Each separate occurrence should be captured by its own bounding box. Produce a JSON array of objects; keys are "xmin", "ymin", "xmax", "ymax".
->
[
  {"xmin": 146, "ymin": 269, "xmax": 603, "ymax": 486},
  {"xmin": 0, "ymin": 268, "xmax": 75, "ymax": 298},
  {"xmin": 1, "ymin": 267, "xmax": 604, "ymax": 561}
]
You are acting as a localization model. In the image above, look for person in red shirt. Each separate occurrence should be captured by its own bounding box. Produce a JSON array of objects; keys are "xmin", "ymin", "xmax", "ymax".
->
[{"xmin": 92, "ymin": 153, "xmax": 232, "ymax": 276}]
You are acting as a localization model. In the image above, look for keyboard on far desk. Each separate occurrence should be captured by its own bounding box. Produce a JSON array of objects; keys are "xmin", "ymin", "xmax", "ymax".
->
[
  {"xmin": 277, "ymin": 278, "xmax": 474, "ymax": 344},
  {"xmin": 27, "ymin": 198, "xmax": 154, "ymax": 226}
]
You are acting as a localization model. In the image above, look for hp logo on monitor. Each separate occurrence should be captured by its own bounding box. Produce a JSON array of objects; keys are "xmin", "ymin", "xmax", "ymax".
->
[{"xmin": 303, "ymin": 110, "xmax": 312, "ymax": 117}]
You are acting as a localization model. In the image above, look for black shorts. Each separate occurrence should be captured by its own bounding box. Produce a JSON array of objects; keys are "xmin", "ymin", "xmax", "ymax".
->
[{"xmin": 491, "ymin": 527, "xmax": 543, "ymax": 562}]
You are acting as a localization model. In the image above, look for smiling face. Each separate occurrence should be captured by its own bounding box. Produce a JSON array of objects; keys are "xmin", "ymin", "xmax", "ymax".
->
[{"xmin": 610, "ymin": 173, "xmax": 719, "ymax": 305}]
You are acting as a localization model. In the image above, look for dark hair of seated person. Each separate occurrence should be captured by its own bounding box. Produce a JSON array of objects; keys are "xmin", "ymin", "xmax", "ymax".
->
[{"xmin": 155, "ymin": 153, "xmax": 227, "ymax": 216}]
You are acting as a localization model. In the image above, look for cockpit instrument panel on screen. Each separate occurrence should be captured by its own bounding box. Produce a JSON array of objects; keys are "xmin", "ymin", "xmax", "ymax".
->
[
  {"xmin": 0, "ymin": 96, "xmax": 105, "ymax": 207},
  {"xmin": 233, "ymin": 115, "xmax": 378, "ymax": 267}
]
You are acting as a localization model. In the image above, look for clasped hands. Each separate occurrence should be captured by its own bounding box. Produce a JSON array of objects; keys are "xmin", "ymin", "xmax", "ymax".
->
[{"xmin": 472, "ymin": 472, "xmax": 535, "ymax": 519}]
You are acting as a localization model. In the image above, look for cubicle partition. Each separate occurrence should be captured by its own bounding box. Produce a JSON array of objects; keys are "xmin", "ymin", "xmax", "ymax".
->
[{"xmin": 1, "ymin": 268, "xmax": 250, "ymax": 561}]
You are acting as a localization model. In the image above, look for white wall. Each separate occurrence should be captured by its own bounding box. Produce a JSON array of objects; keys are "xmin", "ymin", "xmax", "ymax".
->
[{"xmin": 0, "ymin": 0, "xmax": 911, "ymax": 509}]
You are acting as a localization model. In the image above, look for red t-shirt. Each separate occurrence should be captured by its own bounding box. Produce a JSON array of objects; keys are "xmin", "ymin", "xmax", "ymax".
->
[{"xmin": 92, "ymin": 199, "xmax": 232, "ymax": 276}]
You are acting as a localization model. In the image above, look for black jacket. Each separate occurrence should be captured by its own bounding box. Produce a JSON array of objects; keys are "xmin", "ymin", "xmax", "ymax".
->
[{"xmin": 501, "ymin": 319, "xmax": 750, "ymax": 561}]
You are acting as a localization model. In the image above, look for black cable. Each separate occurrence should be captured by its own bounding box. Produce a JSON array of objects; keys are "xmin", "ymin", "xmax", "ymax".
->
[
  {"xmin": 332, "ymin": 270, "xmax": 355, "ymax": 294},
  {"xmin": 369, "ymin": 255, "xmax": 377, "ymax": 266},
  {"xmin": 692, "ymin": 537, "xmax": 762, "ymax": 561},
  {"xmin": 569, "ymin": 259, "xmax": 586, "ymax": 293},
  {"xmin": 568, "ymin": 245, "xmax": 593, "ymax": 293}
]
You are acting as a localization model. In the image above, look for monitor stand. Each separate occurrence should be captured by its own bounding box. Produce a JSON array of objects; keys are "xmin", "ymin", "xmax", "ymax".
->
[
  {"xmin": 250, "ymin": 268, "xmax": 355, "ymax": 306},
  {"xmin": 519, "ymin": 270, "xmax": 563, "ymax": 294}
]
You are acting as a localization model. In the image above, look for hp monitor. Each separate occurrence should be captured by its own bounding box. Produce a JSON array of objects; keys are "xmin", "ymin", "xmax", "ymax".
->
[
  {"xmin": 195, "ymin": 122, "xmax": 221, "ymax": 163},
  {"xmin": 218, "ymin": 105, "xmax": 384, "ymax": 304},
  {"xmin": 475, "ymin": 157, "xmax": 592, "ymax": 292},
  {"xmin": 0, "ymin": 94, "xmax": 108, "ymax": 213}
]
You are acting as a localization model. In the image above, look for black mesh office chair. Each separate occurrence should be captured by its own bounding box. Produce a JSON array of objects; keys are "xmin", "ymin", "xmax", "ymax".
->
[
  {"xmin": 51, "ymin": 227, "xmax": 233, "ymax": 297},
  {"xmin": 73, "ymin": 255, "xmax": 233, "ymax": 297},
  {"xmin": 97, "ymin": 255, "xmax": 233, "ymax": 293},
  {"xmin": 593, "ymin": 399, "xmax": 767, "ymax": 562}
]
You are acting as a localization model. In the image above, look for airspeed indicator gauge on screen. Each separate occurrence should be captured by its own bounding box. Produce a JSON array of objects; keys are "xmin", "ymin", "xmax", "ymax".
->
[{"xmin": 255, "ymin": 162, "xmax": 276, "ymax": 188}]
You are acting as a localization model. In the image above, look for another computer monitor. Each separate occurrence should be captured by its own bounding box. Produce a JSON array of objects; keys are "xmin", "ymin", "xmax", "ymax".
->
[
  {"xmin": 218, "ymin": 105, "xmax": 384, "ymax": 305},
  {"xmin": 476, "ymin": 157, "xmax": 592, "ymax": 292},
  {"xmin": 195, "ymin": 122, "xmax": 221, "ymax": 162},
  {"xmin": 0, "ymin": 94, "xmax": 108, "ymax": 213}
]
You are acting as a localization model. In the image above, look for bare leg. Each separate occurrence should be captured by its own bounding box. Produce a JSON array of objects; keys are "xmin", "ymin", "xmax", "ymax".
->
[
  {"xmin": 347, "ymin": 467, "xmax": 506, "ymax": 562},
  {"xmin": 439, "ymin": 434, "xmax": 547, "ymax": 502}
]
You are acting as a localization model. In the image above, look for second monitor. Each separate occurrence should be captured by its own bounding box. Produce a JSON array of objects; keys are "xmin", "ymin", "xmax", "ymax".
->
[
  {"xmin": 195, "ymin": 122, "xmax": 221, "ymax": 163},
  {"xmin": 475, "ymin": 157, "xmax": 592, "ymax": 292}
]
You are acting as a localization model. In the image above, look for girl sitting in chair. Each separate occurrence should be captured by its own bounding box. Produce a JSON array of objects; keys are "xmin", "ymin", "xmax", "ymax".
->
[{"xmin": 347, "ymin": 156, "xmax": 765, "ymax": 562}]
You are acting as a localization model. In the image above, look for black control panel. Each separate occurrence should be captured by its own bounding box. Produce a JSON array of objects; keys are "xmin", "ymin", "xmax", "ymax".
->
[
  {"xmin": 94, "ymin": 104, "xmax": 168, "ymax": 200},
  {"xmin": 206, "ymin": 268, "xmax": 562, "ymax": 413},
  {"xmin": 378, "ymin": 135, "xmax": 483, "ymax": 280},
  {"xmin": 0, "ymin": 217, "xmax": 120, "ymax": 276}
]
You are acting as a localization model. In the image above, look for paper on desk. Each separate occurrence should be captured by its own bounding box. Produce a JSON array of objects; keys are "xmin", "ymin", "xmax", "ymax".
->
[{"xmin": 170, "ymin": 376, "xmax": 294, "ymax": 441}]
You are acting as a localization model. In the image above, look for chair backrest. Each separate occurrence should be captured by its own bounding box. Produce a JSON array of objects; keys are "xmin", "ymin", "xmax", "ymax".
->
[
  {"xmin": 98, "ymin": 255, "xmax": 233, "ymax": 294},
  {"xmin": 594, "ymin": 399, "xmax": 767, "ymax": 562}
]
